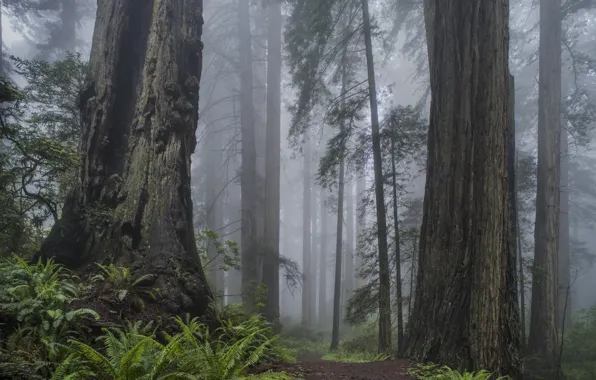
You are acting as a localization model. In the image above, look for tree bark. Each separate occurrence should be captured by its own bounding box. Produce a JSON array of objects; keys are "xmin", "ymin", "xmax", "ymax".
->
[
  {"xmin": 331, "ymin": 47, "xmax": 348, "ymax": 350},
  {"xmin": 263, "ymin": 0, "xmax": 282, "ymax": 329},
  {"xmin": 311, "ymin": 187, "xmax": 319, "ymax": 324},
  {"xmin": 406, "ymin": 1, "xmax": 520, "ymax": 375},
  {"xmin": 319, "ymin": 190, "xmax": 328, "ymax": 327},
  {"xmin": 361, "ymin": 0, "xmax": 391, "ymax": 354},
  {"xmin": 355, "ymin": 164, "xmax": 366, "ymax": 289},
  {"xmin": 557, "ymin": 126, "xmax": 570, "ymax": 331},
  {"xmin": 391, "ymin": 139, "xmax": 404, "ymax": 356},
  {"xmin": 528, "ymin": 0, "xmax": 561, "ymax": 370},
  {"xmin": 36, "ymin": 0, "xmax": 213, "ymax": 318},
  {"xmin": 238, "ymin": 0, "xmax": 259, "ymax": 311},
  {"xmin": 301, "ymin": 133, "xmax": 312, "ymax": 327},
  {"xmin": 343, "ymin": 181, "xmax": 354, "ymax": 320},
  {"xmin": 330, "ymin": 137, "xmax": 345, "ymax": 351}
]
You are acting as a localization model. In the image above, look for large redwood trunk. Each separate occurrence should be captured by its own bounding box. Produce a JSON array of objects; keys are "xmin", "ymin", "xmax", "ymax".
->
[
  {"xmin": 36, "ymin": 0, "xmax": 213, "ymax": 317},
  {"xmin": 406, "ymin": 0, "xmax": 520, "ymax": 376}
]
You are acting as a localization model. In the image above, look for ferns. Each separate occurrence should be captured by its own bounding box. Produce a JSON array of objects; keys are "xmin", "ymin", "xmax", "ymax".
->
[
  {"xmin": 0, "ymin": 255, "xmax": 99, "ymax": 374},
  {"xmin": 408, "ymin": 363, "xmax": 511, "ymax": 380},
  {"xmin": 91, "ymin": 263, "xmax": 159, "ymax": 310},
  {"xmin": 0, "ymin": 257, "xmax": 294, "ymax": 380},
  {"xmin": 53, "ymin": 316, "xmax": 284, "ymax": 380}
]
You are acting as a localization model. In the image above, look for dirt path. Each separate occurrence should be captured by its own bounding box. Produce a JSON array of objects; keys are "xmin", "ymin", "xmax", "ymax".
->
[{"xmin": 252, "ymin": 353, "xmax": 415, "ymax": 379}]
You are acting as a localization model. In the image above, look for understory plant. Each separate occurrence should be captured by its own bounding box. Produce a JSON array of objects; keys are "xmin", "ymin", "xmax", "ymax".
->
[
  {"xmin": 408, "ymin": 363, "xmax": 511, "ymax": 380},
  {"xmin": 91, "ymin": 263, "xmax": 159, "ymax": 311},
  {"xmin": 53, "ymin": 315, "xmax": 283, "ymax": 380},
  {"xmin": 0, "ymin": 256, "xmax": 99, "ymax": 376}
]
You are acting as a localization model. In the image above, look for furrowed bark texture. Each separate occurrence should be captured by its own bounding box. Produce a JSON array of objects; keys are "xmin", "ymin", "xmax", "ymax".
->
[
  {"xmin": 528, "ymin": 0, "xmax": 560, "ymax": 368},
  {"xmin": 406, "ymin": 1, "xmax": 520, "ymax": 376},
  {"xmin": 37, "ymin": 0, "xmax": 213, "ymax": 316}
]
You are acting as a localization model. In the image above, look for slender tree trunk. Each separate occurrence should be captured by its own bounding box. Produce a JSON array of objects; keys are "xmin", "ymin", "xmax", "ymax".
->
[
  {"xmin": 391, "ymin": 140, "xmax": 404, "ymax": 356},
  {"xmin": 528, "ymin": 0, "xmax": 561, "ymax": 370},
  {"xmin": 311, "ymin": 187, "xmax": 319, "ymax": 324},
  {"xmin": 343, "ymin": 181, "xmax": 354, "ymax": 319},
  {"xmin": 36, "ymin": 0, "xmax": 213, "ymax": 318},
  {"xmin": 515, "ymin": 151, "xmax": 527, "ymax": 349},
  {"xmin": 238, "ymin": 0, "xmax": 259, "ymax": 311},
  {"xmin": 407, "ymin": 240, "xmax": 417, "ymax": 323},
  {"xmin": 406, "ymin": 1, "xmax": 520, "ymax": 375},
  {"xmin": 558, "ymin": 126, "xmax": 570, "ymax": 331},
  {"xmin": 330, "ymin": 142, "xmax": 345, "ymax": 351},
  {"xmin": 302, "ymin": 134, "xmax": 312, "ymax": 327},
  {"xmin": 355, "ymin": 164, "xmax": 366, "ymax": 289},
  {"xmin": 253, "ymin": 9, "xmax": 267, "ymax": 286},
  {"xmin": 319, "ymin": 190, "xmax": 328, "ymax": 327},
  {"xmin": 330, "ymin": 48, "xmax": 348, "ymax": 350},
  {"xmin": 263, "ymin": 0, "xmax": 282, "ymax": 328},
  {"xmin": 361, "ymin": 0, "xmax": 391, "ymax": 354}
]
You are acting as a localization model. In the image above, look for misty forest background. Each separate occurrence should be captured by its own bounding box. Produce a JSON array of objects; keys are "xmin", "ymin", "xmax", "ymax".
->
[{"xmin": 2, "ymin": 0, "xmax": 596, "ymax": 379}]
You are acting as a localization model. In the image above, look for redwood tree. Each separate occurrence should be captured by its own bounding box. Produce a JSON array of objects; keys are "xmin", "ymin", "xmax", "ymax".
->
[
  {"xmin": 35, "ymin": 0, "xmax": 213, "ymax": 317},
  {"xmin": 406, "ymin": 0, "xmax": 520, "ymax": 375}
]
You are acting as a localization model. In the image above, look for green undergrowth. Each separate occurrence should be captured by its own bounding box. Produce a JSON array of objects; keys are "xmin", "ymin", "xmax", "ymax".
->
[
  {"xmin": 322, "ymin": 349, "xmax": 390, "ymax": 363},
  {"xmin": 408, "ymin": 363, "xmax": 511, "ymax": 380},
  {"xmin": 0, "ymin": 256, "xmax": 298, "ymax": 379}
]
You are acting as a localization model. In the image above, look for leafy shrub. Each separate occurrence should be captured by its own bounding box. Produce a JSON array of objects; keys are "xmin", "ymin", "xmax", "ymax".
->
[{"xmin": 408, "ymin": 363, "xmax": 511, "ymax": 380}]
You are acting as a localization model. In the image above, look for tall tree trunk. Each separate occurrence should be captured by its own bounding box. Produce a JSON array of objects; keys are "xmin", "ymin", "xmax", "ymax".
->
[
  {"xmin": 263, "ymin": 0, "xmax": 282, "ymax": 328},
  {"xmin": 319, "ymin": 190, "xmax": 328, "ymax": 327},
  {"xmin": 253, "ymin": 8, "xmax": 267, "ymax": 286},
  {"xmin": 343, "ymin": 181, "xmax": 354, "ymax": 319},
  {"xmin": 361, "ymin": 0, "xmax": 391, "ymax": 354},
  {"xmin": 330, "ymin": 139, "xmax": 345, "ymax": 351},
  {"xmin": 35, "ymin": 0, "xmax": 213, "ymax": 318},
  {"xmin": 238, "ymin": 0, "xmax": 259, "ymax": 311},
  {"xmin": 311, "ymin": 187, "xmax": 319, "ymax": 324},
  {"xmin": 406, "ymin": 1, "xmax": 520, "ymax": 375},
  {"xmin": 507, "ymin": 74, "xmax": 522, "ymax": 350},
  {"xmin": 557, "ymin": 127, "xmax": 570, "ymax": 331},
  {"xmin": 355, "ymin": 164, "xmax": 366, "ymax": 289},
  {"xmin": 302, "ymin": 134, "xmax": 312, "ymax": 327},
  {"xmin": 330, "ymin": 47, "xmax": 348, "ymax": 350},
  {"xmin": 391, "ymin": 140, "xmax": 404, "ymax": 356},
  {"xmin": 528, "ymin": 0, "xmax": 561, "ymax": 370}
]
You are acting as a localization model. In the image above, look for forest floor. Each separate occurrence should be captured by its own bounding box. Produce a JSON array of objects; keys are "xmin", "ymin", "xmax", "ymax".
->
[{"xmin": 252, "ymin": 353, "xmax": 415, "ymax": 379}]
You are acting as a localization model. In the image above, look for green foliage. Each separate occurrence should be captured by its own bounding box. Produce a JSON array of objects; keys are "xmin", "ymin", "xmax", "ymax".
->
[
  {"xmin": 0, "ymin": 256, "xmax": 99, "ymax": 375},
  {"xmin": 91, "ymin": 263, "xmax": 159, "ymax": 311},
  {"xmin": 196, "ymin": 229, "xmax": 240, "ymax": 272},
  {"xmin": 0, "ymin": 54, "xmax": 87, "ymax": 257},
  {"xmin": 562, "ymin": 306, "xmax": 596, "ymax": 379},
  {"xmin": 322, "ymin": 350, "xmax": 389, "ymax": 363},
  {"xmin": 53, "ymin": 315, "xmax": 286, "ymax": 380},
  {"xmin": 215, "ymin": 303, "xmax": 297, "ymax": 364},
  {"xmin": 407, "ymin": 363, "xmax": 510, "ymax": 380}
]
